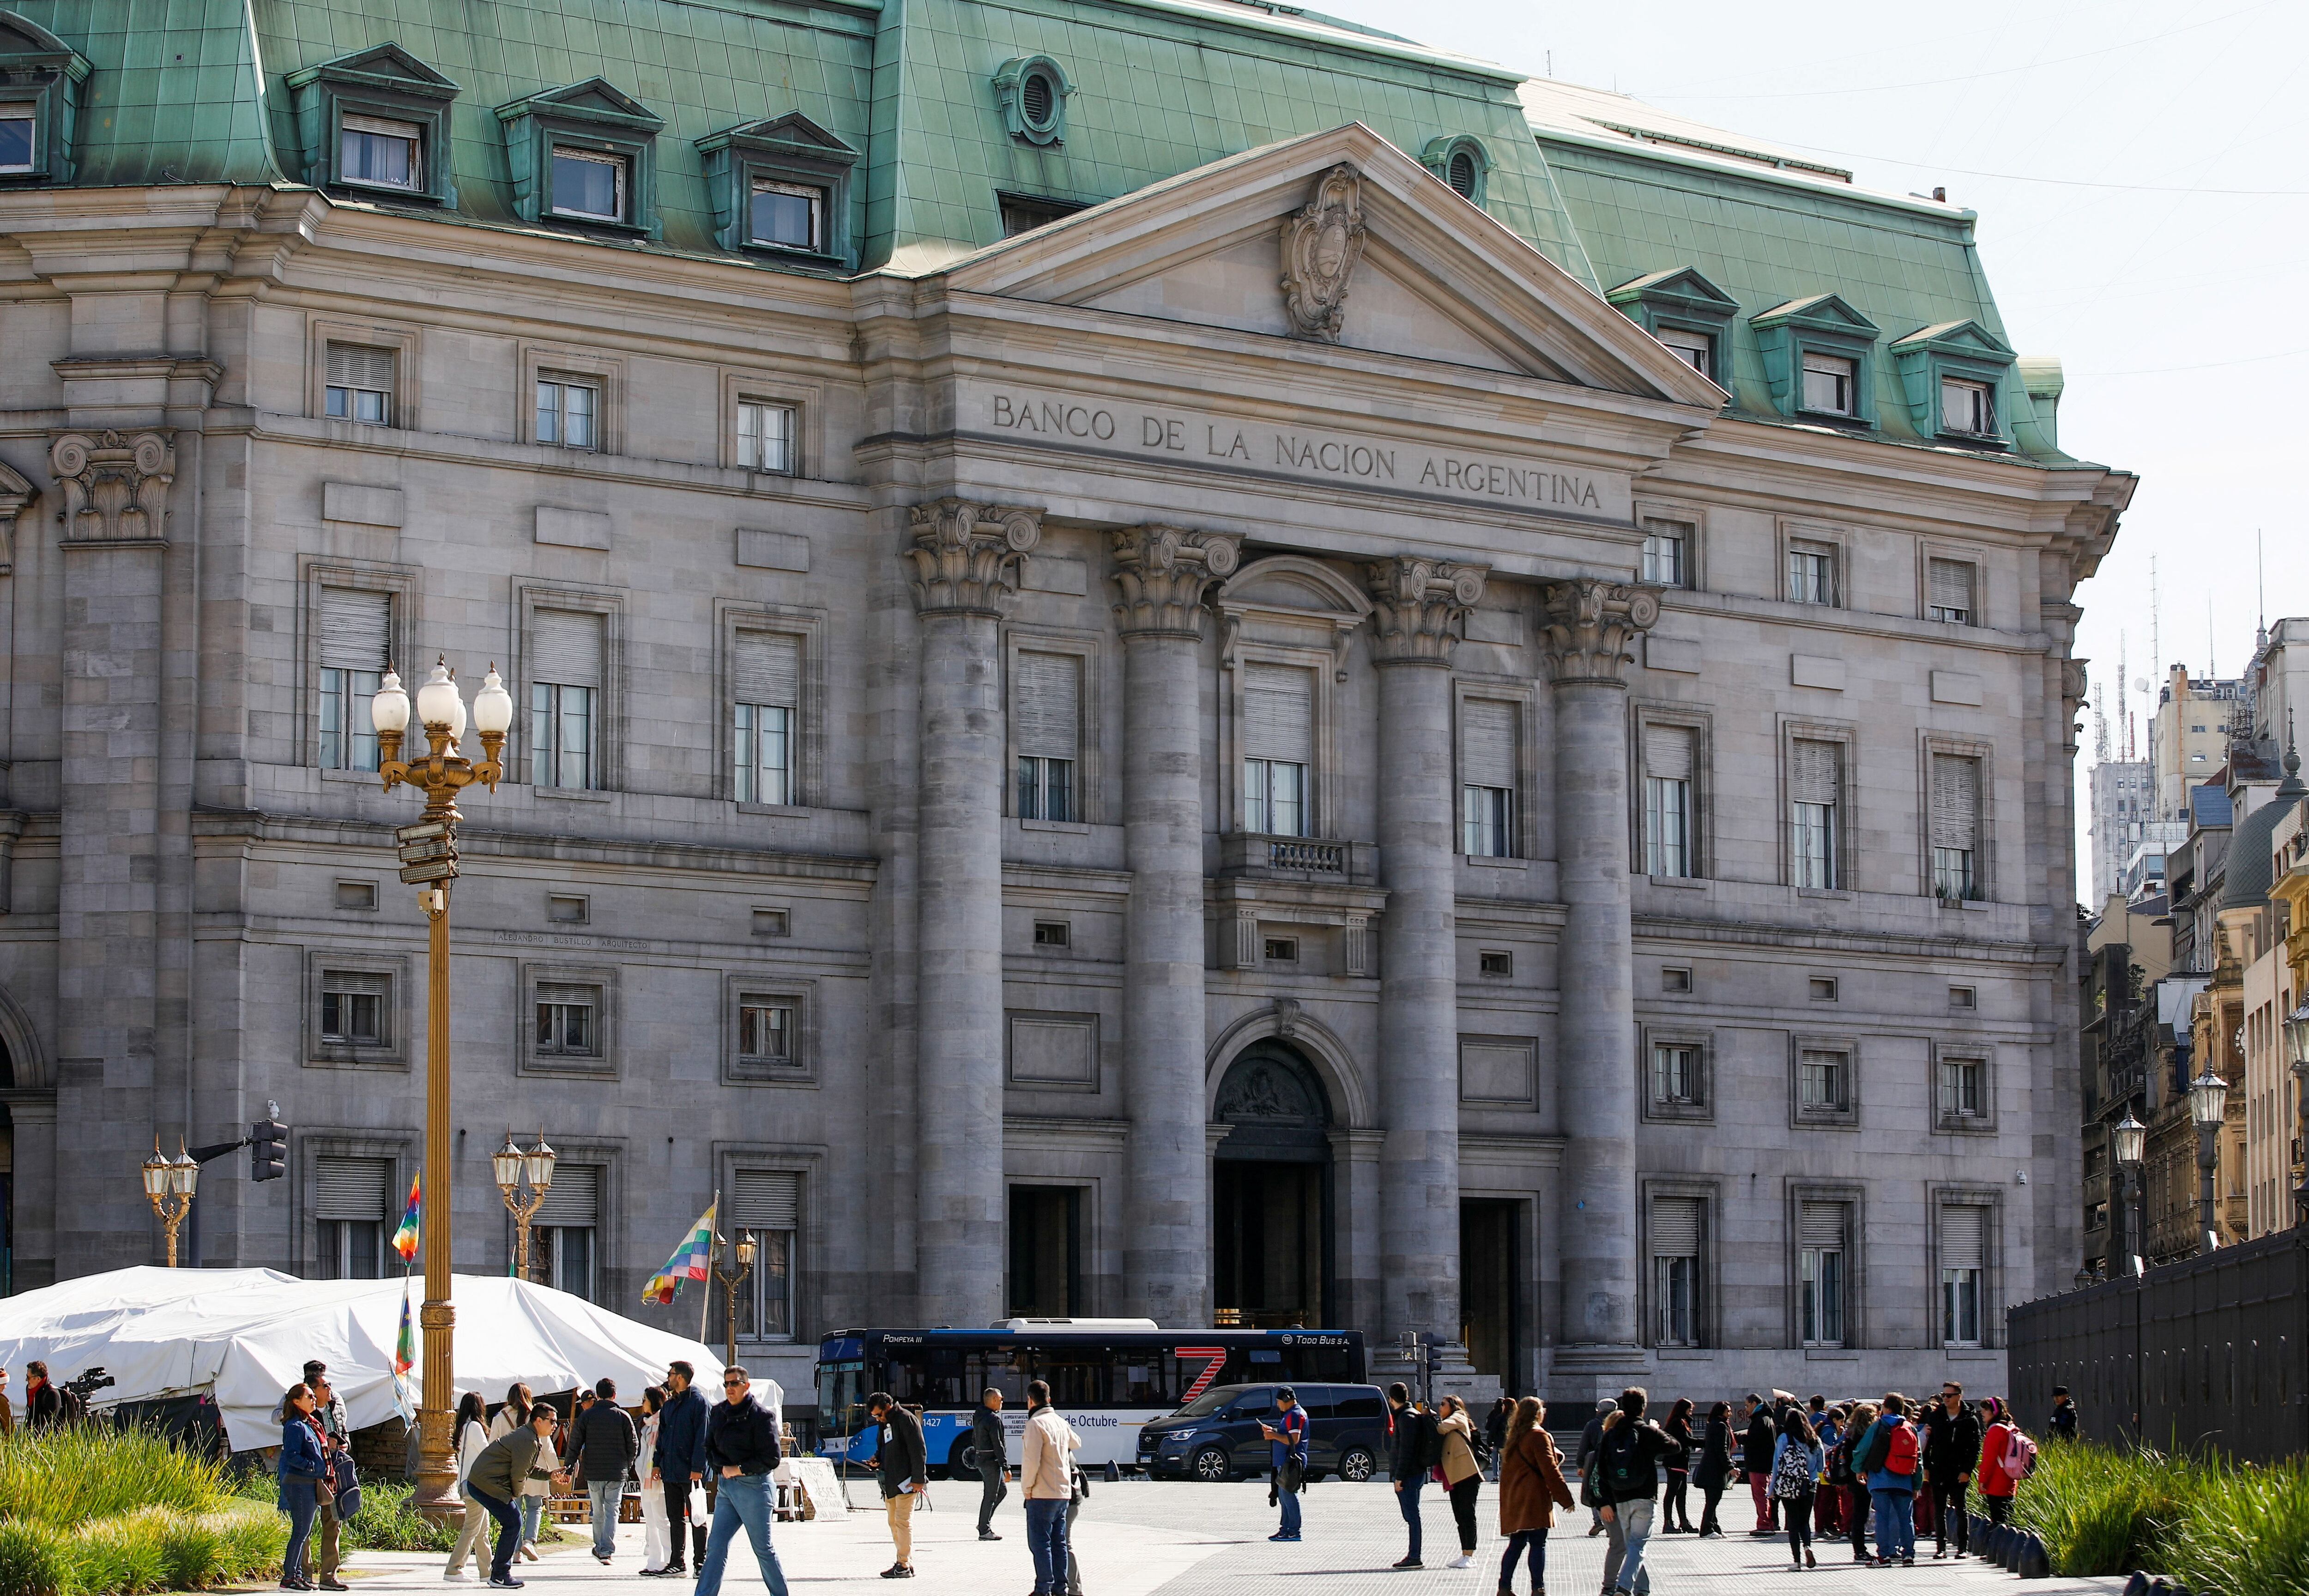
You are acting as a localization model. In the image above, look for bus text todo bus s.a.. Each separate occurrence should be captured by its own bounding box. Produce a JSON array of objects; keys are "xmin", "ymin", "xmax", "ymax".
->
[{"xmin": 815, "ymin": 1321, "xmax": 1366, "ymax": 1473}]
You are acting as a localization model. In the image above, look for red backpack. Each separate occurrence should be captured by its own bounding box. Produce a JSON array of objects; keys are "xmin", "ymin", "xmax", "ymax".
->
[{"xmin": 1884, "ymin": 1420, "xmax": 1919, "ymax": 1476}]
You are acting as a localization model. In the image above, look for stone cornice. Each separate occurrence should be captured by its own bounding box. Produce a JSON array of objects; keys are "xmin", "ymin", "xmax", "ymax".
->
[
  {"xmin": 1538, "ymin": 577, "xmax": 1660, "ymax": 683},
  {"xmin": 1110, "ymin": 524, "xmax": 1239, "ymax": 636},
  {"xmin": 906, "ymin": 497, "xmax": 1041, "ymax": 616},
  {"xmin": 1366, "ymin": 555, "xmax": 1487, "ymax": 665}
]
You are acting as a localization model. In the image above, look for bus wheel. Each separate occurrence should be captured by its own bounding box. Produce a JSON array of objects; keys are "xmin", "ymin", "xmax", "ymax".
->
[
  {"xmin": 1190, "ymin": 1445, "xmax": 1232, "ymax": 1482},
  {"xmin": 1338, "ymin": 1447, "xmax": 1377, "ymax": 1482},
  {"xmin": 944, "ymin": 1439, "xmax": 976, "ymax": 1480}
]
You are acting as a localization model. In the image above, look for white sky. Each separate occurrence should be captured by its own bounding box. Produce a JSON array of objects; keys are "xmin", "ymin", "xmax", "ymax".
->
[{"xmin": 1317, "ymin": 0, "xmax": 2305, "ymax": 898}]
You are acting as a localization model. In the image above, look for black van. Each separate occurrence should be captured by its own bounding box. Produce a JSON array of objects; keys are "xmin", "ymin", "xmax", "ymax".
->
[{"xmin": 1137, "ymin": 1382, "xmax": 1390, "ymax": 1482}]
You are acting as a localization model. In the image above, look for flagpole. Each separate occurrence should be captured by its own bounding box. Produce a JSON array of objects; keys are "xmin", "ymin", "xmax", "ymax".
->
[{"xmin": 700, "ymin": 1188, "xmax": 718, "ymax": 1344}]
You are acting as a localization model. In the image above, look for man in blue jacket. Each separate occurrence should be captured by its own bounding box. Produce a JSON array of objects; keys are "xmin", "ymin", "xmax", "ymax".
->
[
  {"xmin": 1258, "ymin": 1388, "xmax": 1309, "ymax": 1543},
  {"xmin": 643, "ymin": 1361, "xmax": 711, "ymax": 1578},
  {"xmin": 1856, "ymin": 1393, "xmax": 1920, "ymax": 1567}
]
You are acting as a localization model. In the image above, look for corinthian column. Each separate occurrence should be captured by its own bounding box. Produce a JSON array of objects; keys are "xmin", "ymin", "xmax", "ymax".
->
[
  {"xmin": 1539, "ymin": 578, "xmax": 1661, "ymax": 1355},
  {"xmin": 1367, "ymin": 556, "xmax": 1487, "ymax": 1343},
  {"xmin": 908, "ymin": 498, "xmax": 1040, "ymax": 1328},
  {"xmin": 1112, "ymin": 526, "xmax": 1240, "ymax": 1326}
]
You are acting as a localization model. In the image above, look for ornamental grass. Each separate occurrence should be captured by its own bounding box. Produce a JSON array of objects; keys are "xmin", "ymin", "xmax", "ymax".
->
[
  {"xmin": 2012, "ymin": 1438, "xmax": 2309, "ymax": 1596},
  {"xmin": 0, "ymin": 1426, "xmax": 285, "ymax": 1596}
]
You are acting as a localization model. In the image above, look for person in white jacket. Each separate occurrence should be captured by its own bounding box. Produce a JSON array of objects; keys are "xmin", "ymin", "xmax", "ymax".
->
[
  {"xmin": 443, "ymin": 1393, "xmax": 494, "ymax": 1580},
  {"xmin": 1019, "ymin": 1382, "xmax": 1080, "ymax": 1596},
  {"xmin": 637, "ymin": 1386, "xmax": 671, "ymax": 1575}
]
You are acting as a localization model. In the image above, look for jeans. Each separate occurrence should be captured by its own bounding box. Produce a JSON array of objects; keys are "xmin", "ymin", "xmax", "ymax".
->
[
  {"xmin": 1063, "ymin": 1496, "xmax": 1084, "ymax": 1596},
  {"xmin": 1278, "ymin": 1480, "xmax": 1302, "ymax": 1536},
  {"xmin": 1448, "ymin": 1476, "xmax": 1480, "ymax": 1554},
  {"xmin": 693, "ymin": 1474, "xmax": 789, "ymax": 1596},
  {"xmin": 517, "ymin": 1492, "xmax": 543, "ymax": 1550},
  {"xmin": 1024, "ymin": 1497, "xmax": 1069, "ymax": 1594},
  {"xmin": 978, "ymin": 1462, "xmax": 1009, "ymax": 1534},
  {"xmin": 587, "ymin": 1481, "xmax": 622, "ymax": 1558},
  {"xmin": 1784, "ymin": 1486, "xmax": 1814, "ymax": 1557},
  {"xmin": 1872, "ymin": 1488, "xmax": 1916, "ymax": 1561},
  {"xmin": 1499, "ymin": 1529, "xmax": 1547, "ymax": 1592},
  {"xmin": 1602, "ymin": 1498, "xmax": 1654, "ymax": 1594},
  {"xmin": 302, "ymin": 1496, "xmax": 339, "ymax": 1579},
  {"xmin": 466, "ymin": 1486, "xmax": 522, "ymax": 1584},
  {"xmin": 281, "ymin": 1492, "xmax": 318, "ymax": 1584},
  {"xmin": 1936, "ymin": 1480, "xmax": 1970, "ymax": 1553},
  {"xmin": 1396, "ymin": 1474, "xmax": 1424, "ymax": 1561}
]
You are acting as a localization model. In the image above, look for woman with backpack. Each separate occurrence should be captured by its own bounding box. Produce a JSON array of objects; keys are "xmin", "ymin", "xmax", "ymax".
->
[
  {"xmin": 1659, "ymin": 1398, "xmax": 1697, "ymax": 1534},
  {"xmin": 1495, "ymin": 1397, "xmax": 1573, "ymax": 1596},
  {"xmin": 1692, "ymin": 1400, "xmax": 1734, "ymax": 1538},
  {"xmin": 1769, "ymin": 1412, "xmax": 1825, "ymax": 1570},
  {"xmin": 1975, "ymin": 1398, "xmax": 2028, "ymax": 1531},
  {"xmin": 1435, "ymin": 1395, "xmax": 1485, "ymax": 1570},
  {"xmin": 1855, "ymin": 1394, "xmax": 1920, "ymax": 1566}
]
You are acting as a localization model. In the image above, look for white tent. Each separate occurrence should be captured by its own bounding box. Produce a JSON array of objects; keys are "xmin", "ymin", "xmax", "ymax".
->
[{"xmin": 0, "ymin": 1267, "xmax": 749, "ymax": 1451}]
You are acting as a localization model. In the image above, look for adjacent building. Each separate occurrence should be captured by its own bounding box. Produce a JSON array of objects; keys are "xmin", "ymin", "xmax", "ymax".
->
[
  {"xmin": 2087, "ymin": 759, "xmax": 2152, "ymax": 905},
  {"xmin": 0, "ymin": 0, "xmax": 2131, "ymax": 1410},
  {"xmin": 2151, "ymin": 667, "xmax": 2246, "ymax": 824}
]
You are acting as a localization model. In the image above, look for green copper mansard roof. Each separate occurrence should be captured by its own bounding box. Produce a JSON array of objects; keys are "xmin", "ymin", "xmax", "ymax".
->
[{"xmin": 4, "ymin": 0, "xmax": 2074, "ymax": 459}]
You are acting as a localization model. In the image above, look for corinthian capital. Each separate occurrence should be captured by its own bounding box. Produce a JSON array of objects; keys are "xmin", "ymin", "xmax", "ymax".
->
[
  {"xmin": 1538, "ymin": 578, "xmax": 1662, "ymax": 684},
  {"xmin": 1365, "ymin": 555, "xmax": 1487, "ymax": 666},
  {"xmin": 907, "ymin": 498, "xmax": 1041, "ymax": 615},
  {"xmin": 1111, "ymin": 525, "xmax": 1240, "ymax": 637}
]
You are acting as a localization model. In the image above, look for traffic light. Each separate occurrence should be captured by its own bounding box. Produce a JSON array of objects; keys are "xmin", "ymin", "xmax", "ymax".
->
[{"xmin": 250, "ymin": 1116, "xmax": 286, "ymax": 1181}]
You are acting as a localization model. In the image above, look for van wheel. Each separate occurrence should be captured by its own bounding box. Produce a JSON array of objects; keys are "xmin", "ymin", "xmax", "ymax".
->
[
  {"xmin": 1190, "ymin": 1445, "xmax": 1233, "ymax": 1482},
  {"xmin": 1338, "ymin": 1447, "xmax": 1377, "ymax": 1482}
]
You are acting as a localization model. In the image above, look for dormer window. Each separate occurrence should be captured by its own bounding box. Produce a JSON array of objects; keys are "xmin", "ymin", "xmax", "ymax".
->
[
  {"xmin": 551, "ymin": 147, "xmax": 628, "ymax": 222},
  {"xmin": 1801, "ymin": 352, "xmax": 1857, "ymax": 416},
  {"xmin": 340, "ymin": 114, "xmax": 421, "ymax": 191},
  {"xmin": 1892, "ymin": 319, "xmax": 2016, "ymax": 448},
  {"xmin": 0, "ymin": 12, "xmax": 91, "ymax": 186},
  {"xmin": 750, "ymin": 178, "xmax": 824, "ymax": 252},
  {"xmin": 1605, "ymin": 268, "xmax": 1736, "ymax": 393},
  {"xmin": 1658, "ymin": 327, "xmax": 1712, "ymax": 379},
  {"xmin": 1941, "ymin": 377, "xmax": 1995, "ymax": 437},
  {"xmin": 0, "ymin": 104, "xmax": 30, "ymax": 173}
]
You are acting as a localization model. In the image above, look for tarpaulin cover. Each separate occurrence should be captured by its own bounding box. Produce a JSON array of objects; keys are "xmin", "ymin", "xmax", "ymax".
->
[{"xmin": 0, "ymin": 1267, "xmax": 752, "ymax": 1451}]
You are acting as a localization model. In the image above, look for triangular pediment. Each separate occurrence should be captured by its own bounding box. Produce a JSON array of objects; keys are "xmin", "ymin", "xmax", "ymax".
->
[
  {"xmin": 1608, "ymin": 267, "xmax": 1737, "ymax": 315},
  {"xmin": 287, "ymin": 42, "xmax": 459, "ymax": 96},
  {"xmin": 1754, "ymin": 291, "xmax": 1879, "ymax": 337},
  {"xmin": 1891, "ymin": 318, "xmax": 2013, "ymax": 361},
  {"xmin": 500, "ymin": 78, "xmax": 664, "ymax": 133},
  {"xmin": 935, "ymin": 124, "xmax": 1725, "ymax": 406}
]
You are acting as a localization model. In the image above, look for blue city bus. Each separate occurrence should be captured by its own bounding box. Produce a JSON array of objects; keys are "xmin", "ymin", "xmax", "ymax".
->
[{"xmin": 815, "ymin": 1320, "xmax": 1366, "ymax": 1473}]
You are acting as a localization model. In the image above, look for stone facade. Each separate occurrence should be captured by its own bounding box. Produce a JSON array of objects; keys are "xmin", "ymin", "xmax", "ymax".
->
[{"xmin": 0, "ymin": 0, "xmax": 2133, "ymax": 1409}]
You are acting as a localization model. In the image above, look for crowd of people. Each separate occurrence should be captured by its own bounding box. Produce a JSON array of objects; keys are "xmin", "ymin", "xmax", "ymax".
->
[{"xmin": 267, "ymin": 1361, "xmax": 2075, "ymax": 1596}]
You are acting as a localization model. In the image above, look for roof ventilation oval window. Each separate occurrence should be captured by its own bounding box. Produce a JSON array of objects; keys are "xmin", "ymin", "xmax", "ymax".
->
[
  {"xmin": 1022, "ymin": 71, "xmax": 1054, "ymax": 129},
  {"xmin": 994, "ymin": 55, "xmax": 1073, "ymax": 147},
  {"xmin": 1447, "ymin": 150, "xmax": 1477, "ymax": 198},
  {"xmin": 1420, "ymin": 135, "xmax": 1489, "ymax": 207}
]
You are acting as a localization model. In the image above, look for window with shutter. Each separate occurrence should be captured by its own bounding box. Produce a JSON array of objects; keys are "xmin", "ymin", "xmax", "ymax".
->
[
  {"xmin": 1651, "ymin": 1196, "xmax": 1702, "ymax": 1345},
  {"xmin": 1461, "ymin": 700, "xmax": 1517, "ymax": 857},
  {"xmin": 533, "ymin": 612, "xmax": 604, "ymax": 688},
  {"xmin": 325, "ymin": 343, "xmax": 395, "ymax": 425},
  {"xmin": 317, "ymin": 589, "xmax": 393, "ymax": 772},
  {"xmin": 313, "ymin": 1155, "xmax": 392, "ymax": 1282},
  {"xmin": 734, "ymin": 632, "xmax": 800, "ymax": 806},
  {"xmin": 1790, "ymin": 739, "xmax": 1841, "ymax": 888},
  {"xmin": 536, "ymin": 1164, "xmax": 601, "ymax": 1302},
  {"xmin": 1940, "ymin": 1205, "xmax": 1986, "ymax": 1345},
  {"xmin": 535, "ymin": 982, "xmax": 602, "ymax": 1057},
  {"xmin": 1799, "ymin": 1049, "xmax": 1850, "ymax": 1114},
  {"xmin": 732, "ymin": 1170, "xmax": 800, "ymax": 1339},
  {"xmin": 1799, "ymin": 1200, "xmax": 1848, "ymax": 1345},
  {"xmin": 1640, "ymin": 520, "xmax": 1690, "ymax": 588},
  {"xmin": 1931, "ymin": 753, "xmax": 1982, "ymax": 899},
  {"xmin": 1644, "ymin": 723, "xmax": 1697, "ymax": 878},
  {"xmin": 536, "ymin": 1164, "xmax": 600, "ymax": 1228},
  {"xmin": 1015, "ymin": 651, "xmax": 1081, "ymax": 821},
  {"xmin": 1928, "ymin": 558, "xmax": 1976, "ymax": 625},
  {"xmin": 531, "ymin": 612, "xmax": 604, "ymax": 791},
  {"xmin": 1242, "ymin": 663, "xmax": 1314, "ymax": 837}
]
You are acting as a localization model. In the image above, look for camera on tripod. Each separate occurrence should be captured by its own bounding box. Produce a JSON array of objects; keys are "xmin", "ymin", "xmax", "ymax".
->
[{"xmin": 64, "ymin": 1366, "xmax": 115, "ymax": 1403}]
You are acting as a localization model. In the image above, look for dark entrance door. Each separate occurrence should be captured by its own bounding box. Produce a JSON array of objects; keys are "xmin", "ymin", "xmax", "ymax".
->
[
  {"xmin": 1461, "ymin": 1199, "xmax": 1521, "ymax": 1384},
  {"xmin": 1008, "ymin": 1186, "xmax": 1081, "ymax": 1316},
  {"xmin": 1211, "ymin": 1042, "xmax": 1334, "ymax": 1327}
]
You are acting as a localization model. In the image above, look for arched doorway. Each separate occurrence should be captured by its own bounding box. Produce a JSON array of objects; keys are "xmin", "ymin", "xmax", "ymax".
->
[{"xmin": 1211, "ymin": 1042, "xmax": 1334, "ymax": 1327}]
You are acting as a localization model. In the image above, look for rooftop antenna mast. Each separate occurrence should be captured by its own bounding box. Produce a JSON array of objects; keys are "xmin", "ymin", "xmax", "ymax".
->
[
  {"xmin": 2208, "ymin": 595, "xmax": 2216, "ymax": 679},
  {"xmin": 2150, "ymin": 554, "xmax": 2161, "ymax": 683},
  {"xmin": 2257, "ymin": 530, "xmax": 2267, "ymax": 650},
  {"xmin": 2093, "ymin": 678, "xmax": 2109, "ymax": 763}
]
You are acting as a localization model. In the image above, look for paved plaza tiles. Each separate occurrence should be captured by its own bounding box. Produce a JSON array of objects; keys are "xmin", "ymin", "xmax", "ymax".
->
[{"xmin": 337, "ymin": 1482, "xmax": 2130, "ymax": 1596}]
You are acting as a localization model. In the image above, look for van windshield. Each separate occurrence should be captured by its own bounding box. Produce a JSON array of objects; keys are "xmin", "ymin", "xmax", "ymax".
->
[{"xmin": 1171, "ymin": 1384, "xmax": 1255, "ymax": 1419}]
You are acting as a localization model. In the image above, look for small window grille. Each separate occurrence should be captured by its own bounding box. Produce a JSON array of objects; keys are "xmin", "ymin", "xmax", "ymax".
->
[{"xmin": 1022, "ymin": 72, "xmax": 1055, "ymax": 127}]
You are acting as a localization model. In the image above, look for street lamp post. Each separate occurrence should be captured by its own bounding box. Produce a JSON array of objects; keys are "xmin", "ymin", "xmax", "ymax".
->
[
  {"xmin": 711, "ymin": 1230, "xmax": 758, "ymax": 1372},
  {"xmin": 2285, "ymin": 999, "xmax": 2309, "ymax": 1227},
  {"xmin": 139, "ymin": 1141, "xmax": 199, "ymax": 1265},
  {"xmin": 2111, "ymin": 1109, "xmax": 2146, "ymax": 1278},
  {"xmin": 370, "ymin": 658, "xmax": 513, "ymax": 1516},
  {"xmin": 493, "ymin": 1133, "xmax": 557, "ymax": 1281},
  {"xmin": 2187, "ymin": 1067, "xmax": 2230, "ymax": 1256}
]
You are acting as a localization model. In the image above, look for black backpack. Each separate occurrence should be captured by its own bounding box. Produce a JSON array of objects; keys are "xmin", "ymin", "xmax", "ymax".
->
[
  {"xmin": 1409, "ymin": 1410, "xmax": 1442, "ymax": 1474},
  {"xmin": 1598, "ymin": 1423, "xmax": 1651, "ymax": 1500}
]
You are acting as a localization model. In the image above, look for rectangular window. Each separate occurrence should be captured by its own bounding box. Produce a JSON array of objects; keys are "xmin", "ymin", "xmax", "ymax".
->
[
  {"xmin": 316, "ymin": 587, "xmax": 392, "ymax": 771},
  {"xmin": 536, "ymin": 1163, "xmax": 600, "ymax": 1302},
  {"xmin": 1940, "ymin": 1056, "xmax": 1986, "ymax": 1120},
  {"xmin": 1801, "ymin": 352, "xmax": 1857, "ymax": 415},
  {"xmin": 1799, "ymin": 1201, "xmax": 1848, "ymax": 1346},
  {"xmin": 0, "ymin": 106, "xmax": 32, "ymax": 174},
  {"xmin": 313, "ymin": 1155, "xmax": 392, "ymax": 1281},
  {"xmin": 1460, "ymin": 699, "xmax": 1517, "ymax": 858},
  {"xmin": 732, "ymin": 1169, "xmax": 800, "ymax": 1341},
  {"xmin": 1928, "ymin": 558, "xmax": 1976, "ymax": 625},
  {"xmin": 1651, "ymin": 1044, "xmax": 1699, "ymax": 1106},
  {"xmin": 737, "ymin": 401, "xmax": 796, "ymax": 474},
  {"xmin": 1015, "ymin": 651, "xmax": 1080, "ymax": 822},
  {"xmin": 733, "ymin": 631, "xmax": 799, "ymax": 805},
  {"xmin": 749, "ymin": 179, "xmax": 825, "ymax": 251},
  {"xmin": 1800, "ymin": 1049, "xmax": 1850, "ymax": 1113},
  {"xmin": 1940, "ymin": 1205, "xmax": 1986, "ymax": 1347},
  {"xmin": 1657, "ymin": 329, "xmax": 1711, "ymax": 379},
  {"xmin": 535, "ymin": 984, "xmax": 600, "ymax": 1057},
  {"xmin": 1640, "ymin": 519, "xmax": 1689, "ymax": 587},
  {"xmin": 324, "ymin": 343, "xmax": 395, "ymax": 425},
  {"xmin": 1651, "ymin": 1196, "xmax": 1702, "ymax": 1346},
  {"xmin": 536, "ymin": 379, "xmax": 598, "ymax": 450},
  {"xmin": 1033, "ymin": 921, "xmax": 1070, "ymax": 948},
  {"xmin": 1941, "ymin": 377, "xmax": 1994, "ymax": 436},
  {"xmin": 1930, "ymin": 752, "xmax": 1982, "ymax": 899},
  {"xmin": 530, "ymin": 611, "xmax": 603, "ymax": 790},
  {"xmin": 1789, "ymin": 739, "xmax": 1841, "ymax": 889},
  {"xmin": 1242, "ymin": 662, "xmax": 1314, "ymax": 837},
  {"xmin": 319, "ymin": 974, "xmax": 387, "ymax": 1046},
  {"xmin": 1785, "ymin": 542, "xmax": 1836, "ymax": 606},
  {"xmin": 737, "ymin": 999, "xmax": 794, "ymax": 1064},
  {"xmin": 1644, "ymin": 723, "xmax": 1696, "ymax": 878},
  {"xmin": 339, "ymin": 113, "xmax": 421, "ymax": 191},
  {"xmin": 550, "ymin": 148, "xmax": 627, "ymax": 222}
]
